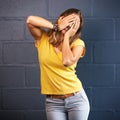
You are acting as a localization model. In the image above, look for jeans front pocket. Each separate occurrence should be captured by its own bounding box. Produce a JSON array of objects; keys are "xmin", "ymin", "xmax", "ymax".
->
[{"xmin": 46, "ymin": 97, "xmax": 65, "ymax": 112}]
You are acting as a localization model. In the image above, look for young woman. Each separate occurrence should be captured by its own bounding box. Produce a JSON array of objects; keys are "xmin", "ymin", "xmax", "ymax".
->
[{"xmin": 26, "ymin": 8, "xmax": 90, "ymax": 120}]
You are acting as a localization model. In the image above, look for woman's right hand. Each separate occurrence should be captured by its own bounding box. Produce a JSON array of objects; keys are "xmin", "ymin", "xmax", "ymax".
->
[{"xmin": 58, "ymin": 14, "xmax": 77, "ymax": 31}]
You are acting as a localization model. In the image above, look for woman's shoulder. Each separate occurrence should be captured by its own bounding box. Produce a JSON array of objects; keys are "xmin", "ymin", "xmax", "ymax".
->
[{"xmin": 71, "ymin": 38, "xmax": 85, "ymax": 48}]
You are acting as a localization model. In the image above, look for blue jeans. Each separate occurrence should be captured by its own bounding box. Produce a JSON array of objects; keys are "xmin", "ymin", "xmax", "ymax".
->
[{"xmin": 46, "ymin": 88, "xmax": 90, "ymax": 120}]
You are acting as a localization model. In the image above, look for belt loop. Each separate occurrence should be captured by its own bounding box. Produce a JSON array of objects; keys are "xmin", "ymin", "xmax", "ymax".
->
[
  {"xmin": 73, "ymin": 91, "xmax": 79, "ymax": 95},
  {"xmin": 73, "ymin": 92, "xmax": 76, "ymax": 95},
  {"xmin": 50, "ymin": 95, "xmax": 53, "ymax": 99}
]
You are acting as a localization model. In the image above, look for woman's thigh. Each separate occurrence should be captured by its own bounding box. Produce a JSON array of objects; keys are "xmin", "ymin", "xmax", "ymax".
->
[
  {"xmin": 68, "ymin": 109, "xmax": 89, "ymax": 120},
  {"xmin": 46, "ymin": 111, "xmax": 67, "ymax": 120},
  {"xmin": 46, "ymin": 97, "xmax": 67, "ymax": 120},
  {"xmin": 66, "ymin": 89, "xmax": 90, "ymax": 120}
]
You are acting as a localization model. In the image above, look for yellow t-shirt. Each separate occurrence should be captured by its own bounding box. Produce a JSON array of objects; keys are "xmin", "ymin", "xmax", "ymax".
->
[{"xmin": 35, "ymin": 32, "xmax": 85, "ymax": 95}]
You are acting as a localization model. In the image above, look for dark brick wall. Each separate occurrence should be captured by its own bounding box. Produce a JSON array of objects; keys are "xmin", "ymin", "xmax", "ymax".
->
[{"xmin": 0, "ymin": 0, "xmax": 120, "ymax": 120}]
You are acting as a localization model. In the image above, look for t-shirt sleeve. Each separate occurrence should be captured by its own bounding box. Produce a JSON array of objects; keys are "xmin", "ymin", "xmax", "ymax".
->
[{"xmin": 71, "ymin": 38, "xmax": 86, "ymax": 58}]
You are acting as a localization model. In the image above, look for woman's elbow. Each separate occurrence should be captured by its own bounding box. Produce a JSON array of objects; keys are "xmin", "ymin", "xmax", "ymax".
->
[
  {"xmin": 26, "ymin": 16, "xmax": 34, "ymax": 24},
  {"xmin": 62, "ymin": 59, "xmax": 75, "ymax": 67}
]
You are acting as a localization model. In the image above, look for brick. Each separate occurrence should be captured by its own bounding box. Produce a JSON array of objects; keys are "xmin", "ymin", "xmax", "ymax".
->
[
  {"xmin": 0, "ymin": 110, "xmax": 24, "ymax": 120},
  {"xmin": 116, "ymin": 65, "xmax": 120, "ymax": 86},
  {"xmin": 79, "ymin": 42, "xmax": 92, "ymax": 63},
  {"xmin": 93, "ymin": 0, "xmax": 120, "ymax": 17},
  {"xmin": 2, "ymin": 88, "xmax": 45, "ymax": 110},
  {"xmin": 0, "ymin": 20, "xmax": 24, "ymax": 40},
  {"xmin": 82, "ymin": 19, "xmax": 114, "ymax": 40},
  {"xmin": 3, "ymin": 42, "xmax": 38, "ymax": 64},
  {"xmin": 0, "ymin": 90, "xmax": 2, "ymax": 110},
  {"xmin": 25, "ymin": 25, "xmax": 34, "ymax": 41},
  {"xmin": 48, "ymin": 0, "xmax": 91, "ymax": 17},
  {"xmin": 84, "ymin": 88, "xmax": 92, "ymax": 110},
  {"xmin": 116, "ymin": 19, "xmax": 120, "ymax": 40},
  {"xmin": 92, "ymin": 88, "xmax": 120, "ymax": 110},
  {"xmin": 0, "ymin": 42, "xmax": 2, "ymax": 64},
  {"xmin": 94, "ymin": 42, "xmax": 120, "ymax": 64},
  {"xmin": 89, "ymin": 111, "xmax": 115, "ymax": 120},
  {"xmin": 115, "ymin": 112, "xmax": 120, "ymax": 120},
  {"xmin": 0, "ymin": 0, "xmax": 47, "ymax": 17},
  {"xmin": 0, "ymin": 66, "xmax": 25, "ymax": 87},
  {"xmin": 25, "ymin": 110, "xmax": 46, "ymax": 120},
  {"xmin": 76, "ymin": 64, "xmax": 114, "ymax": 87},
  {"xmin": 25, "ymin": 66, "xmax": 40, "ymax": 87}
]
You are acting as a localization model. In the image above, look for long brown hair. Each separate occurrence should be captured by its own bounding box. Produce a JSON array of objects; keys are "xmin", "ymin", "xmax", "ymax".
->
[{"xmin": 48, "ymin": 8, "xmax": 84, "ymax": 47}]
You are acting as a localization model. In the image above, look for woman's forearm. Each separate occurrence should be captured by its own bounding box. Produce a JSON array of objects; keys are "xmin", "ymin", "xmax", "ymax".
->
[
  {"xmin": 62, "ymin": 36, "xmax": 75, "ymax": 66},
  {"xmin": 26, "ymin": 16, "xmax": 53, "ymax": 29},
  {"xmin": 26, "ymin": 16, "xmax": 54, "ymax": 40}
]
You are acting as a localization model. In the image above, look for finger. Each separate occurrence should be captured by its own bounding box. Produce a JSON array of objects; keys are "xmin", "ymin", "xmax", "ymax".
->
[
  {"xmin": 72, "ymin": 19, "xmax": 79, "ymax": 30},
  {"xmin": 73, "ymin": 21, "xmax": 78, "ymax": 30},
  {"xmin": 62, "ymin": 15, "xmax": 76, "ymax": 22},
  {"xmin": 68, "ymin": 17, "xmax": 79, "ymax": 25},
  {"xmin": 76, "ymin": 19, "xmax": 80, "ymax": 29},
  {"xmin": 62, "ymin": 14, "xmax": 79, "ymax": 22},
  {"xmin": 69, "ymin": 23, "xmax": 75, "ymax": 31},
  {"xmin": 67, "ymin": 14, "xmax": 79, "ymax": 21},
  {"xmin": 60, "ymin": 14, "xmax": 77, "ymax": 26},
  {"xmin": 70, "ymin": 22, "xmax": 78, "ymax": 33}
]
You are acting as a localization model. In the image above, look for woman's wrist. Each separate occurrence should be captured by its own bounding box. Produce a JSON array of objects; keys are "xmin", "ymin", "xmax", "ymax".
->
[
  {"xmin": 64, "ymin": 33, "xmax": 70, "ymax": 39},
  {"xmin": 63, "ymin": 35, "xmax": 70, "ymax": 44},
  {"xmin": 52, "ymin": 23, "xmax": 59, "ymax": 31}
]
